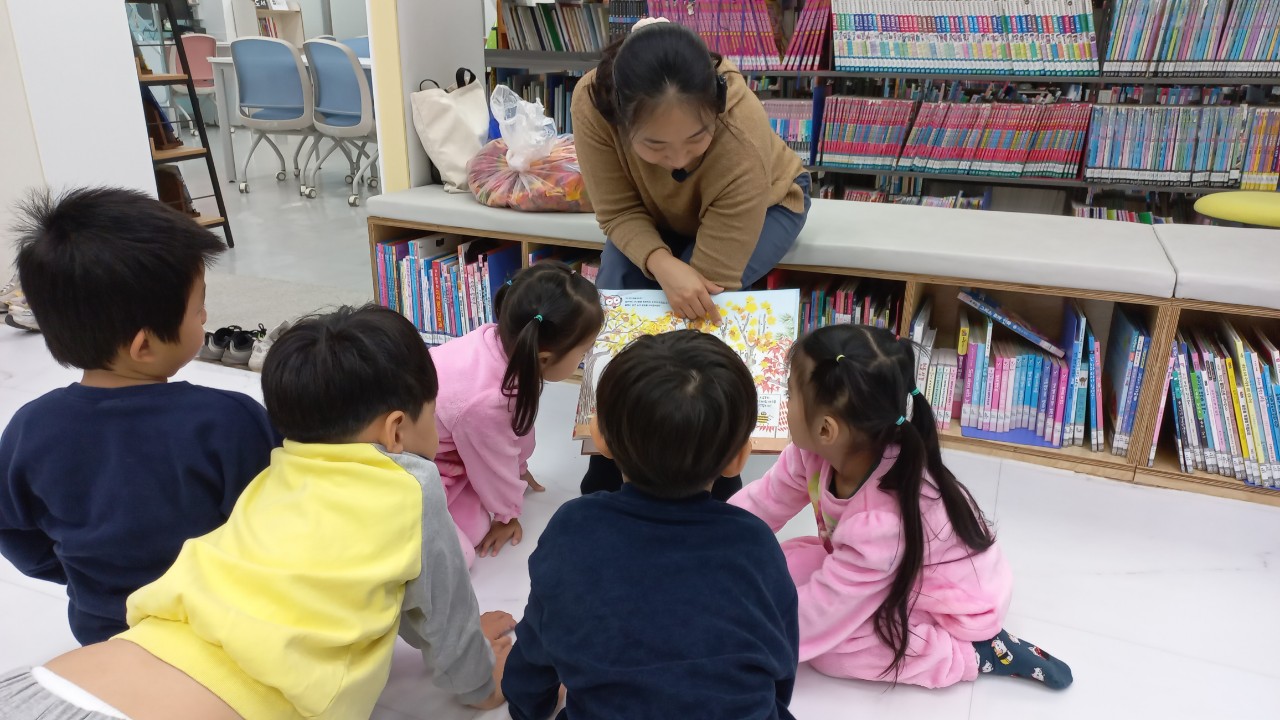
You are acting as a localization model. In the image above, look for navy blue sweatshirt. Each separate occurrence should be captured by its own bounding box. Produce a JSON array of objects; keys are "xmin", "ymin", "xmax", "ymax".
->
[
  {"xmin": 0, "ymin": 382, "xmax": 279, "ymax": 644},
  {"xmin": 503, "ymin": 484, "xmax": 799, "ymax": 720}
]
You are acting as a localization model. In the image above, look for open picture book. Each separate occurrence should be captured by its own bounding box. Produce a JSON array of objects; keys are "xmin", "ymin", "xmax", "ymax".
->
[{"xmin": 574, "ymin": 289, "xmax": 801, "ymax": 453}]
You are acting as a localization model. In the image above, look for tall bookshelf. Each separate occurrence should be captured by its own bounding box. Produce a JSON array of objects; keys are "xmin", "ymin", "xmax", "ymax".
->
[
  {"xmin": 485, "ymin": 0, "xmax": 1280, "ymax": 223},
  {"xmin": 230, "ymin": 0, "xmax": 305, "ymax": 46}
]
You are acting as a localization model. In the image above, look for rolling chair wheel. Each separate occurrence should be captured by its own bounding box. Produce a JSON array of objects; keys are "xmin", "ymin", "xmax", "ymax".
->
[
  {"xmin": 348, "ymin": 195, "xmax": 360, "ymax": 207},
  {"xmin": 238, "ymin": 182, "xmax": 249, "ymax": 194},
  {"xmin": 368, "ymin": 178, "xmax": 379, "ymax": 189},
  {"xmin": 307, "ymin": 188, "xmax": 318, "ymax": 199},
  {"xmin": 299, "ymin": 185, "xmax": 308, "ymax": 196},
  {"xmin": 276, "ymin": 171, "xmax": 287, "ymax": 181},
  {"xmin": 293, "ymin": 168, "xmax": 301, "ymax": 177},
  {"xmin": 345, "ymin": 174, "xmax": 355, "ymax": 184}
]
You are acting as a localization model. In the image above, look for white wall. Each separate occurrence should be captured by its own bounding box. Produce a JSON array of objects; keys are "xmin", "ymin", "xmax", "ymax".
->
[
  {"xmin": 331, "ymin": 0, "xmax": 367, "ymax": 39},
  {"xmin": 298, "ymin": 0, "xmax": 326, "ymax": 37},
  {"xmin": 0, "ymin": 0, "xmax": 42, "ymax": 274},
  {"xmin": 391, "ymin": 0, "xmax": 484, "ymax": 187},
  {"xmin": 5, "ymin": 0, "xmax": 155, "ymax": 199}
]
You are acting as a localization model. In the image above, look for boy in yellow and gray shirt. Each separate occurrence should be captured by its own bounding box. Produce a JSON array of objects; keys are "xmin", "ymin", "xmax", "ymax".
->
[{"xmin": 0, "ymin": 306, "xmax": 513, "ymax": 719}]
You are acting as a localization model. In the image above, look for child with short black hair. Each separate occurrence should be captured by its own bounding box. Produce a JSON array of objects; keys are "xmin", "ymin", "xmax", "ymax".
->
[
  {"xmin": 430, "ymin": 261, "xmax": 603, "ymax": 565},
  {"xmin": 0, "ymin": 305, "xmax": 513, "ymax": 719},
  {"xmin": 0, "ymin": 187, "xmax": 278, "ymax": 644},
  {"xmin": 502, "ymin": 330, "xmax": 800, "ymax": 720},
  {"xmin": 731, "ymin": 324, "xmax": 1072, "ymax": 689}
]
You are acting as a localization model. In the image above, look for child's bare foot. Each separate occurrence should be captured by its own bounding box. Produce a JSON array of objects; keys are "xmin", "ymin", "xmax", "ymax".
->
[{"xmin": 523, "ymin": 470, "xmax": 546, "ymax": 492}]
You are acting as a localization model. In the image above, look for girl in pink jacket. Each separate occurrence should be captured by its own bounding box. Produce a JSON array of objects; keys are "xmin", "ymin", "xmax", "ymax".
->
[
  {"xmin": 430, "ymin": 262, "xmax": 603, "ymax": 567},
  {"xmin": 731, "ymin": 324, "xmax": 1071, "ymax": 690}
]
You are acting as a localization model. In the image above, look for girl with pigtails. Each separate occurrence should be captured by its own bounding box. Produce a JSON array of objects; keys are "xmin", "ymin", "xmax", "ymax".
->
[
  {"xmin": 430, "ymin": 262, "xmax": 603, "ymax": 567},
  {"xmin": 731, "ymin": 324, "xmax": 1073, "ymax": 690}
]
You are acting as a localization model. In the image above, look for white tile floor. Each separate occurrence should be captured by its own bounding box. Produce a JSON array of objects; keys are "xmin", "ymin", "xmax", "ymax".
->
[
  {"xmin": 3, "ymin": 326, "xmax": 1280, "ymax": 719},
  {"xmin": 3, "ymin": 126, "xmax": 1280, "ymax": 718}
]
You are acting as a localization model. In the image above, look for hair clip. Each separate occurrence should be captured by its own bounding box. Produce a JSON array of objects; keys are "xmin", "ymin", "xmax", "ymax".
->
[
  {"xmin": 534, "ymin": 314, "xmax": 543, "ymax": 323},
  {"xmin": 895, "ymin": 416, "xmax": 906, "ymax": 426},
  {"xmin": 506, "ymin": 280, "xmax": 513, "ymax": 286},
  {"xmin": 835, "ymin": 354, "xmax": 845, "ymax": 363}
]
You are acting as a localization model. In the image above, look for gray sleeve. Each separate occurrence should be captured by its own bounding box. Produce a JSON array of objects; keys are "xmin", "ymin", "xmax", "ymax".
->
[{"xmin": 383, "ymin": 449, "xmax": 497, "ymax": 706}]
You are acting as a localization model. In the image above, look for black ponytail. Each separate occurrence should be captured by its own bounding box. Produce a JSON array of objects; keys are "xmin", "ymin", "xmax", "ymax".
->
[
  {"xmin": 591, "ymin": 22, "xmax": 723, "ymax": 132},
  {"xmin": 496, "ymin": 261, "xmax": 604, "ymax": 436},
  {"xmin": 793, "ymin": 325, "xmax": 995, "ymax": 681}
]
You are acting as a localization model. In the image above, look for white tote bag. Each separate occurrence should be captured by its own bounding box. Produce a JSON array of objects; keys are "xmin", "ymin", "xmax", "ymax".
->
[{"xmin": 410, "ymin": 69, "xmax": 489, "ymax": 193}]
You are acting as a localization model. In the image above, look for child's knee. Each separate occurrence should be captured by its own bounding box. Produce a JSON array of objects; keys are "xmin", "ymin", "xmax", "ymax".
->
[{"xmin": 781, "ymin": 536, "xmax": 828, "ymax": 585}]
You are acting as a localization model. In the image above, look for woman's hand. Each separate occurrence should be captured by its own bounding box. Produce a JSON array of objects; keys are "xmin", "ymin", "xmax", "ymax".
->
[
  {"xmin": 478, "ymin": 518, "xmax": 523, "ymax": 557},
  {"xmin": 647, "ymin": 250, "xmax": 723, "ymax": 324}
]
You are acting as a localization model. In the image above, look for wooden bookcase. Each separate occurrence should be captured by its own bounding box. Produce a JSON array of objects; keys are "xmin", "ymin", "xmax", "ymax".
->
[
  {"xmin": 363, "ymin": 212, "xmax": 1280, "ymax": 506},
  {"xmin": 1134, "ymin": 299, "xmax": 1280, "ymax": 507}
]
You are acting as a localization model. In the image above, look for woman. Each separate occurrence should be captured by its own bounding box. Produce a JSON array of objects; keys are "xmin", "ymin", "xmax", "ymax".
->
[{"xmin": 572, "ymin": 18, "xmax": 812, "ymax": 498}]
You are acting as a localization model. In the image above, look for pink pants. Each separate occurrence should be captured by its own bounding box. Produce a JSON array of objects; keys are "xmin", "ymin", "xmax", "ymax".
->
[
  {"xmin": 447, "ymin": 482, "xmax": 491, "ymax": 569},
  {"xmin": 782, "ymin": 536, "xmax": 979, "ymax": 689}
]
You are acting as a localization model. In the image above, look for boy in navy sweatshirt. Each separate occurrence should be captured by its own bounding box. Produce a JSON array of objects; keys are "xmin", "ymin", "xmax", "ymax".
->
[
  {"xmin": 0, "ymin": 188, "xmax": 278, "ymax": 644},
  {"xmin": 502, "ymin": 330, "xmax": 800, "ymax": 720}
]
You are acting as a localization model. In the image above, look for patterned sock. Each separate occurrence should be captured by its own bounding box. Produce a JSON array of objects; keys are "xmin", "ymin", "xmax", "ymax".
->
[{"xmin": 974, "ymin": 629, "xmax": 1073, "ymax": 690}]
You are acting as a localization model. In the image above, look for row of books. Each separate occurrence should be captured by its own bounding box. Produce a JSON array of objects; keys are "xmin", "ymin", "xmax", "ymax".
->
[
  {"xmin": 762, "ymin": 271, "xmax": 904, "ymax": 334},
  {"xmin": 812, "ymin": 98, "xmax": 1091, "ymax": 178},
  {"xmin": 1103, "ymin": 0, "xmax": 1280, "ymax": 76},
  {"xmin": 494, "ymin": 72, "xmax": 581, "ymax": 133},
  {"xmin": 1071, "ymin": 200, "xmax": 1174, "ymax": 223},
  {"xmin": 606, "ymin": 0, "xmax": 648, "ymax": 37},
  {"xmin": 375, "ymin": 236, "xmax": 523, "ymax": 346},
  {"xmin": 650, "ymin": 0, "xmax": 784, "ymax": 71},
  {"xmin": 1092, "ymin": 84, "xmax": 1242, "ymax": 106},
  {"xmin": 256, "ymin": 17, "xmax": 282, "ymax": 39},
  {"xmin": 898, "ymin": 102, "xmax": 1091, "ymax": 178},
  {"xmin": 1151, "ymin": 325, "xmax": 1280, "ymax": 490},
  {"xmin": 1082, "ymin": 105, "xmax": 1280, "ymax": 189},
  {"xmin": 780, "ymin": 0, "xmax": 832, "ymax": 71},
  {"xmin": 500, "ymin": 0, "xmax": 611, "ymax": 53},
  {"xmin": 911, "ymin": 294, "xmax": 1105, "ymax": 448},
  {"xmin": 838, "ymin": 187, "xmax": 991, "ymax": 209},
  {"xmin": 763, "ymin": 99, "xmax": 816, "ymax": 163},
  {"xmin": 831, "ymin": 0, "xmax": 1101, "ymax": 75}
]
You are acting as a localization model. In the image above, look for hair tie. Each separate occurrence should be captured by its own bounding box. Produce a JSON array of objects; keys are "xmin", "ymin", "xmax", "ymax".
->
[
  {"xmin": 911, "ymin": 388, "xmax": 921, "ymax": 396},
  {"xmin": 895, "ymin": 416, "xmax": 906, "ymax": 426},
  {"xmin": 835, "ymin": 354, "xmax": 845, "ymax": 363},
  {"xmin": 633, "ymin": 16, "xmax": 671, "ymax": 32},
  {"xmin": 534, "ymin": 314, "xmax": 543, "ymax": 323}
]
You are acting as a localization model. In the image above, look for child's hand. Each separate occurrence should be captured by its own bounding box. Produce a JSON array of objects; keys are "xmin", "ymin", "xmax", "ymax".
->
[
  {"xmin": 522, "ymin": 470, "xmax": 546, "ymax": 493},
  {"xmin": 477, "ymin": 518, "xmax": 523, "ymax": 557},
  {"xmin": 468, "ymin": 635, "xmax": 513, "ymax": 710},
  {"xmin": 480, "ymin": 610, "xmax": 516, "ymax": 641}
]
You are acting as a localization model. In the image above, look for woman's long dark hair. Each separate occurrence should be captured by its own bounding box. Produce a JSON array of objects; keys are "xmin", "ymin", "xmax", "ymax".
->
[
  {"xmin": 494, "ymin": 261, "xmax": 603, "ymax": 436},
  {"xmin": 793, "ymin": 324, "xmax": 995, "ymax": 679},
  {"xmin": 590, "ymin": 22, "xmax": 723, "ymax": 131}
]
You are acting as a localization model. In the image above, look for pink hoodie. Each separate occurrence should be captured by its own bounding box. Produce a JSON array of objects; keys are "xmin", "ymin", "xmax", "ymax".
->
[
  {"xmin": 429, "ymin": 324, "xmax": 533, "ymax": 524},
  {"xmin": 730, "ymin": 444, "xmax": 1012, "ymax": 688}
]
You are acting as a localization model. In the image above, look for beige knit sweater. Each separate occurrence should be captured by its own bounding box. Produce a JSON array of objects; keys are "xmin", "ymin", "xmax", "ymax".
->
[{"xmin": 571, "ymin": 60, "xmax": 806, "ymax": 289}]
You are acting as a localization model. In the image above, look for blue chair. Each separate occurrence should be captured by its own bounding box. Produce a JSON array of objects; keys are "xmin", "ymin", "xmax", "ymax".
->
[
  {"xmin": 302, "ymin": 39, "xmax": 378, "ymax": 206},
  {"xmin": 340, "ymin": 36, "xmax": 370, "ymax": 58},
  {"xmin": 229, "ymin": 37, "xmax": 316, "ymax": 194}
]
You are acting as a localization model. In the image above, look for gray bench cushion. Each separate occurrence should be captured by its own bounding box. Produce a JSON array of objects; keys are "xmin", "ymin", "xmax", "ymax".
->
[
  {"xmin": 368, "ymin": 186, "xmax": 1178, "ymax": 299},
  {"xmin": 1154, "ymin": 224, "xmax": 1280, "ymax": 311},
  {"xmin": 797, "ymin": 199, "xmax": 1176, "ymax": 298},
  {"xmin": 366, "ymin": 186, "xmax": 606, "ymax": 245}
]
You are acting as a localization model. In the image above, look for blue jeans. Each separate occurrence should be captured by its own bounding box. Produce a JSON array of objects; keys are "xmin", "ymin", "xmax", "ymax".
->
[{"xmin": 596, "ymin": 173, "xmax": 812, "ymax": 290}]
